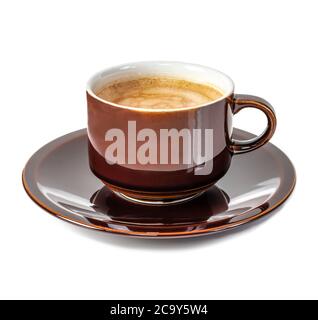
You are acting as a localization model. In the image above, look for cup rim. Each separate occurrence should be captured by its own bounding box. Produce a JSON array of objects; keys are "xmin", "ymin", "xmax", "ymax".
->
[{"xmin": 86, "ymin": 61, "xmax": 235, "ymax": 112}]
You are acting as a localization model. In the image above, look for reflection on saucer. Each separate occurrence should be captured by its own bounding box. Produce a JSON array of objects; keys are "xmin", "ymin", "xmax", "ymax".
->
[{"xmin": 90, "ymin": 185, "xmax": 229, "ymax": 227}]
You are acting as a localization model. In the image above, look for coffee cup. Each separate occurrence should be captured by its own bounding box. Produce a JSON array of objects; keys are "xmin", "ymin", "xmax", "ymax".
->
[{"xmin": 87, "ymin": 61, "xmax": 276, "ymax": 205}]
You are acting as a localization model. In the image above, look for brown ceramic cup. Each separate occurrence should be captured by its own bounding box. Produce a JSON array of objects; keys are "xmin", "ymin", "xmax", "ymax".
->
[{"xmin": 87, "ymin": 61, "xmax": 276, "ymax": 205}]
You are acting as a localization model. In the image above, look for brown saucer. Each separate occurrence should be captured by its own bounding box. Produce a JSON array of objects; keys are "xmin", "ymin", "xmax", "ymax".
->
[{"xmin": 22, "ymin": 128, "xmax": 296, "ymax": 238}]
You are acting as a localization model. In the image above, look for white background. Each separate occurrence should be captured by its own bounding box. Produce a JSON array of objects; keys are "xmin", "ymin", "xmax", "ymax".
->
[{"xmin": 0, "ymin": 0, "xmax": 316, "ymax": 300}]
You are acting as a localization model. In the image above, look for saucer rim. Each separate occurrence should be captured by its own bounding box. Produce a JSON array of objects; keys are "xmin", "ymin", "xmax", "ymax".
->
[{"xmin": 22, "ymin": 128, "xmax": 296, "ymax": 239}]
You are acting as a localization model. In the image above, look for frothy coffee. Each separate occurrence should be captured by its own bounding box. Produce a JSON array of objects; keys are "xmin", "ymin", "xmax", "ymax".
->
[{"xmin": 96, "ymin": 77, "xmax": 224, "ymax": 110}]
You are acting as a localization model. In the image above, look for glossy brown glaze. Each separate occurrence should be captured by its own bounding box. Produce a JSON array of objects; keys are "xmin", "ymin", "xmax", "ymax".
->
[
  {"xmin": 88, "ymin": 92, "xmax": 233, "ymax": 198},
  {"xmin": 87, "ymin": 91, "xmax": 276, "ymax": 201},
  {"xmin": 229, "ymin": 94, "xmax": 277, "ymax": 154},
  {"xmin": 86, "ymin": 63, "xmax": 277, "ymax": 203},
  {"xmin": 22, "ymin": 129, "xmax": 296, "ymax": 238}
]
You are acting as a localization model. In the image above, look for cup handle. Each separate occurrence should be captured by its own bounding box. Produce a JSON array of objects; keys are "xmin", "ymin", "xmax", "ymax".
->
[{"xmin": 229, "ymin": 94, "xmax": 277, "ymax": 154}]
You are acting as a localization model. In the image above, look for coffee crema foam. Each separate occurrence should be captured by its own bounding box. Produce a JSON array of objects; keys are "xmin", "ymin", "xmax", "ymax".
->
[{"xmin": 96, "ymin": 77, "xmax": 224, "ymax": 110}]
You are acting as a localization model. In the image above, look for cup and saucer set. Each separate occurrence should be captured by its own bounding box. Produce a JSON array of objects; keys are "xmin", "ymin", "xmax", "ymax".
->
[{"xmin": 23, "ymin": 62, "xmax": 296, "ymax": 239}]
